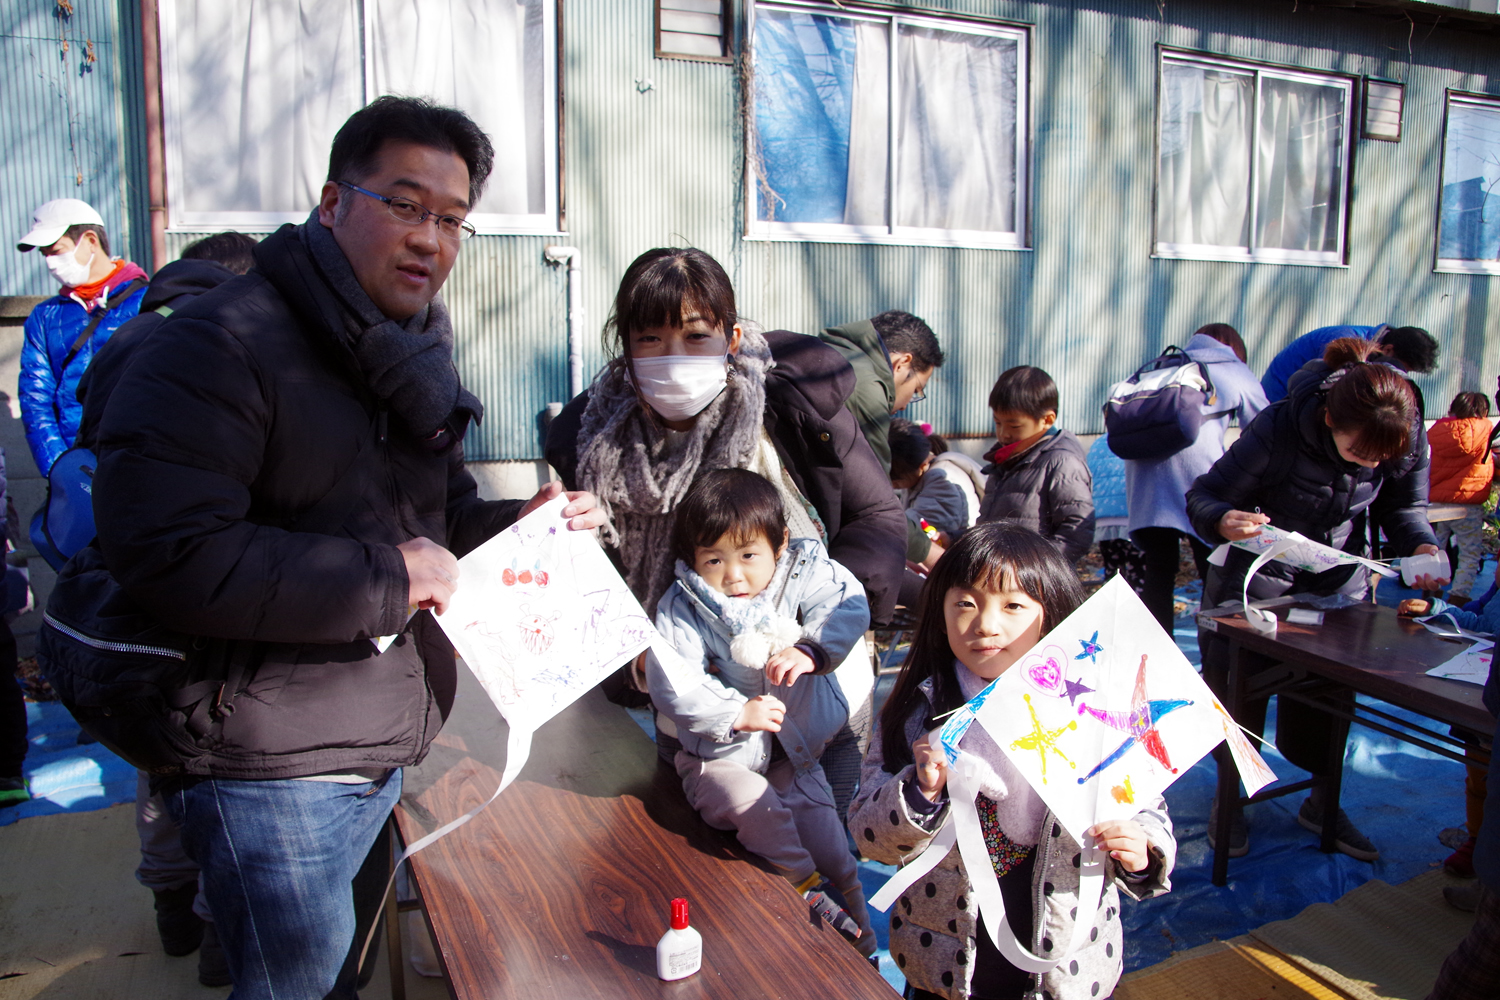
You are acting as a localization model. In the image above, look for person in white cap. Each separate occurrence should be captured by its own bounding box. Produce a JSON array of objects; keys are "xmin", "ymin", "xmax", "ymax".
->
[{"xmin": 16, "ymin": 198, "xmax": 148, "ymax": 474}]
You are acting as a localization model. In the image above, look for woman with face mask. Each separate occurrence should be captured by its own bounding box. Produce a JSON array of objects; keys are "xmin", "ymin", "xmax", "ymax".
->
[{"xmin": 546, "ymin": 248, "xmax": 905, "ymax": 817}]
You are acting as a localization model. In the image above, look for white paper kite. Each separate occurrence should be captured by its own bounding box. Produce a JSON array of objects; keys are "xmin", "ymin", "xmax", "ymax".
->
[{"xmin": 870, "ymin": 576, "xmax": 1275, "ymax": 973}]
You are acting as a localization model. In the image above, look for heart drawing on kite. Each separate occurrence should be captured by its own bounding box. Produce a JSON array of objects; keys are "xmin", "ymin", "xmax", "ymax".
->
[{"xmin": 1019, "ymin": 645, "xmax": 1069, "ymax": 698}]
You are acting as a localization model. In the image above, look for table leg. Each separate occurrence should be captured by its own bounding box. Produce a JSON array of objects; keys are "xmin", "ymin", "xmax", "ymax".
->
[
  {"xmin": 385, "ymin": 846, "xmax": 406, "ymax": 1000},
  {"xmin": 1211, "ymin": 639, "xmax": 1245, "ymax": 887}
]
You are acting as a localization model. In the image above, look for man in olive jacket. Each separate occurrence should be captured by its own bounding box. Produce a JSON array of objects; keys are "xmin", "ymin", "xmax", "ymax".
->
[
  {"xmin": 82, "ymin": 98, "xmax": 602, "ymax": 999},
  {"xmin": 819, "ymin": 310, "xmax": 944, "ymax": 569}
]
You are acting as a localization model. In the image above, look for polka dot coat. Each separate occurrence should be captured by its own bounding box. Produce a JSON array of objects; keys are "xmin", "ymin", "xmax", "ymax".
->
[{"xmin": 849, "ymin": 683, "xmax": 1175, "ymax": 1000}]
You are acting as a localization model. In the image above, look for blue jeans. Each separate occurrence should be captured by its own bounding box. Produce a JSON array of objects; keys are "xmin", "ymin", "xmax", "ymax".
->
[{"xmin": 164, "ymin": 771, "xmax": 401, "ymax": 1000}]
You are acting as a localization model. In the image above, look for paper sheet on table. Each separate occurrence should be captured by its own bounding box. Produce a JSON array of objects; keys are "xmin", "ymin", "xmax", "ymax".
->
[
  {"xmin": 1425, "ymin": 639, "xmax": 1494, "ymax": 686},
  {"xmin": 869, "ymin": 577, "xmax": 1275, "ymax": 972},
  {"xmin": 1211, "ymin": 525, "xmax": 1396, "ymax": 635},
  {"xmin": 359, "ymin": 495, "xmax": 655, "ymax": 968}
]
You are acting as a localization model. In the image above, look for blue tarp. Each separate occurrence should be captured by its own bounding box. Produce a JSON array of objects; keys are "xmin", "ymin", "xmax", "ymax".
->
[{"xmin": 0, "ymin": 697, "xmax": 137, "ymax": 827}]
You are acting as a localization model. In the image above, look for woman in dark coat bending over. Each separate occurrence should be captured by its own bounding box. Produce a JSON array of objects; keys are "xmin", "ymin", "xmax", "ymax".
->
[
  {"xmin": 546, "ymin": 247, "xmax": 905, "ymax": 820},
  {"xmin": 1187, "ymin": 338, "xmax": 1449, "ymax": 862}
]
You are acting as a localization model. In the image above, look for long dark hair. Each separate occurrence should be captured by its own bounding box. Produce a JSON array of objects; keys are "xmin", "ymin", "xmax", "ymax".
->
[{"xmin": 879, "ymin": 522, "xmax": 1086, "ymax": 773}]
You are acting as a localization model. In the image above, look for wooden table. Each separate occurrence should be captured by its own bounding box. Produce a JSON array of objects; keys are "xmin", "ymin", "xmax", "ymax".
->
[
  {"xmin": 1198, "ymin": 601, "xmax": 1492, "ymax": 885},
  {"xmin": 390, "ymin": 676, "xmax": 892, "ymax": 999}
]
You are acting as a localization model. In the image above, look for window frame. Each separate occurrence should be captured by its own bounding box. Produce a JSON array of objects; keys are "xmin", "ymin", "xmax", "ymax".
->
[
  {"xmin": 743, "ymin": 0, "xmax": 1032, "ymax": 251},
  {"xmin": 156, "ymin": 0, "xmax": 562, "ymax": 236},
  {"xmin": 1152, "ymin": 49, "xmax": 1355, "ymax": 268},
  {"xmin": 1435, "ymin": 90, "xmax": 1500, "ymax": 276}
]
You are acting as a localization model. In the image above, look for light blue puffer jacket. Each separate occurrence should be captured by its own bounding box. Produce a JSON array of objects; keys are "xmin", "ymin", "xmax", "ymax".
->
[{"xmin": 646, "ymin": 537, "xmax": 869, "ymax": 774}]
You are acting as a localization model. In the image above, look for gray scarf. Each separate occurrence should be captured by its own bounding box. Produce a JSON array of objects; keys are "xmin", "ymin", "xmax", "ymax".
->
[
  {"xmin": 301, "ymin": 213, "xmax": 481, "ymax": 436},
  {"xmin": 575, "ymin": 327, "xmax": 772, "ymax": 614}
]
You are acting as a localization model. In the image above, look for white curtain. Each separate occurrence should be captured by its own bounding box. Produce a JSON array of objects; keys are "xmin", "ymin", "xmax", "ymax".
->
[
  {"xmin": 893, "ymin": 26, "xmax": 1018, "ymax": 233},
  {"xmin": 842, "ymin": 22, "xmax": 889, "ymax": 227},
  {"xmin": 167, "ymin": 0, "xmax": 364, "ymax": 217},
  {"xmin": 369, "ymin": 0, "xmax": 543, "ymax": 217},
  {"xmin": 1157, "ymin": 63, "xmax": 1252, "ymax": 247},
  {"xmin": 1255, "ymin": 76, "xmax": 1345, "ymax": 253}
]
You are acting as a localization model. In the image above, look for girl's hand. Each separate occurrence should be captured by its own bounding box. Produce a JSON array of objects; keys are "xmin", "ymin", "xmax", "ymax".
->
[
  {"xmin": 766, "ymin": 647, "xmax": 815, "ymax": 687},
  {"xmin": 1398, "ymin": 598, "xmax": 1431, "ymax": 617},
  {"xmin": 1217, "ymin": 509, "xmax": 1269, "ymax": 541},
  {"xmin": 1089, "ymin": 819, "xmax": 1150, "ymax": 873},
  {"xmin": 911, "ymin": 731, "xmax": 948, "ymax": 801},
  {"xmin": 1409, "ymin": 544, "xmax": 1451, "ymax": 592},
  {"xmin": 734, "ymin": 694, "xmax": 785, "ymax": 733}
]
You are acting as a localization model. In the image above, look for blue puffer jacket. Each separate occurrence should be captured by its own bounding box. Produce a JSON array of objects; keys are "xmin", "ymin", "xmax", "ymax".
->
[
  {"xmin": 646, "ymin": 537, "xmax": 869, "ymax": 774},
  {"xmin": 21, "ymin": 274, "xmax": 147, "ymax": 473},
  {"xmin": 1087, "ymin": 435, "xmax": 1128, "ymax": 520}
]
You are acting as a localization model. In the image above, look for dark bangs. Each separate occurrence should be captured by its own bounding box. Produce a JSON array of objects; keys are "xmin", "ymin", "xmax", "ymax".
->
[
  {"xmin": 1324, "ymin": 362, "xmax": 1416, "ymax": 462},
  {"xmin": 605, "ymin": 248, "xmax": 737, "ymax": 357},
  {"xmin": 878, "ymin": 521, "xmax": 1085, "ymax": 773},
  {"xmin": 671, "ymin": 469, "xmax": 786, "ymax": 563}
]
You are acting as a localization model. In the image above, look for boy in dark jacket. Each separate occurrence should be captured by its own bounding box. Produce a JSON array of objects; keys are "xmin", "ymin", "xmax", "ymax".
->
[{"xmin": 977, "ymin": 366, "xmax": 1095, "ymax": 564}]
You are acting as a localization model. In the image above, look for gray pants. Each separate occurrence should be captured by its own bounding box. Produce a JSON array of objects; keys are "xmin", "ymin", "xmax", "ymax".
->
[
  {"xmin": 134, "ymin": 771, "xmax": 212, "ymax": 921},
  {"xmin": 675, "ymin": 751, "xmax": 875, "ymax": 955}
]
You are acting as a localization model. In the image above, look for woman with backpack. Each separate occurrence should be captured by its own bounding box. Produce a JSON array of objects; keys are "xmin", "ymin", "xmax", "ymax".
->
[
  {"xmin": 1186, "ymin": 338, "xmax": 1448, "ymax": 862},
  {"xmin": 1123, "ymin": 324, "xmax": 1267, "ymax": 631}
]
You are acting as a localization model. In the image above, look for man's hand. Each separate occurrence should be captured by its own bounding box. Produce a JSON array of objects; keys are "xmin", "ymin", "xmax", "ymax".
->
[
  {"xmin": 1089, "ymin": 819, "xmax": 1151, "ymax": 873},
  {"xmin": 734, "ymin": 694, "xmax": 786, "ymax": 733},
  {"xmin": 1217, "ymin": 509, "xmax": 1270, "ymax": 541},
  {"xmin": 912, "ymin": 730, "xmax": 948, "ymax": 802},
  {"xmin": 766, "ymin": 646, "xmax": 815, "ymax": 687},
  {"xmin": 519, "ymin": 481, "xmax": 607, "ymax": 532},
  {"xmin": 399, "ymin": 537, "xmax": 459, "ymax": 615},
  {"xmin": 1410, "ymin": 543, "xmax": 1451, "ymax": 593}
]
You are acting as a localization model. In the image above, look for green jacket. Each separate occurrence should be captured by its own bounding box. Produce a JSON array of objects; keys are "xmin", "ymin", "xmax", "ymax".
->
[{"xmin": 819, "ymin": 319, "xmax": 930, "ymax": 561}]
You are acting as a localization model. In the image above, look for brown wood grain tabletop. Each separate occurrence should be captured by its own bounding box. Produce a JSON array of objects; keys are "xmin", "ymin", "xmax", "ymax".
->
[
  {"xmin": 394, "ymin": 681, "xmax": 894, "ymax": 999},
  {"xmin": 1199, "ymin": 601, "xmax": 1491, "ymax": 734}
]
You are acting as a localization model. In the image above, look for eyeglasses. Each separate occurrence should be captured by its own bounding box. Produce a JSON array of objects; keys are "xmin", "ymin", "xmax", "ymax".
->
[
  {"xmin": 338, "ymin": 182, "xmax": 477, "ymax": 241},
  {"xmin": 909, "ymin": 387, "xmax": 926, "ymax": 404}
]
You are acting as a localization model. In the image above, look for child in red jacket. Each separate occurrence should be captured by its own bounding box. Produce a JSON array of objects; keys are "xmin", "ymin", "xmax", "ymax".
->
[{"xmin": 1429, "ymin": 392, "xmax": 1496, "ymax": 605}]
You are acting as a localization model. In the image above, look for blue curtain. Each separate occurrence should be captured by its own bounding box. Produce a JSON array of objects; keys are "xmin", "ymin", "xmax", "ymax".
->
[
  {"xmin": 752, "ymin": 11, "xmax": 857, "ymax": 223},
  {"xmin": 1439, "ymin": 103, "xmax": 1500, "ymax": 262}
]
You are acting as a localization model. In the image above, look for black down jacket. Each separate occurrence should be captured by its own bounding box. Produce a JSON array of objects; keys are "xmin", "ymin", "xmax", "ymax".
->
[
  {"xmin": 79, "ymin": 224, "xmax": 521, "ymax": 779},
  {"xmin": 546, "ymin": 329, "xmax": 906, "ymax": 625},
  {"xmin": 1186, "ymin": 362, "xmax": 1436, "ymax": 600}
]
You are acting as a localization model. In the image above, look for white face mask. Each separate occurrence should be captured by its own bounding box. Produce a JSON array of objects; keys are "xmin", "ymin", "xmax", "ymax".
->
[
  {"xmin": 46, "ymin": 240, "xmax": 94, "ymax": 288},
  {"xmin": 630, "ymin": 354, "xmax": 729, "ymax": 422}
]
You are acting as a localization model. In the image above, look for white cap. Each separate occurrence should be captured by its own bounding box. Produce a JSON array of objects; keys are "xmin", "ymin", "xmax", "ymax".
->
[{"xmin": 17, "ymin": 198, "xmax": 105, "ymax": 252}]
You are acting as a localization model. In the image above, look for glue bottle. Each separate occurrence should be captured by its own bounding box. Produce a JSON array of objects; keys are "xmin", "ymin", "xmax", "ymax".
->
[{"xmin": 656, "ymin": 896, "xmax": 702, "ymax": 980}]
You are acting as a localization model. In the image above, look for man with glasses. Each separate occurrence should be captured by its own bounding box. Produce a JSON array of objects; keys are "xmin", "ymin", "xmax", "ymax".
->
[
  {"xmin": 65, "ymin": 96, "xmax": 603, "ymax": 998},
  {"xmin": 818, "ymin": 309, "xmax": 945, "ymax": 563}
]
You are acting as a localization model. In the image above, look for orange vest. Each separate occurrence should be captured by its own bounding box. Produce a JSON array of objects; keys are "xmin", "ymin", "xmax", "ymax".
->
[{"xmin": 1428, "ymin": 417, "xmax": 1495, "ymax": 505}]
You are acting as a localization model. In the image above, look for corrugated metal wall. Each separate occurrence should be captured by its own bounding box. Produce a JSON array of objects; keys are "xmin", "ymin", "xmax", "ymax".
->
[
  {"xmin": 144, "ymin": 0, "xmax": 1500, "ymax": 458},
  {"xmin": 0, "ymin": 1, "xmax": 142, "ymax": 296},
  {"xmin": 732, "ymin": 0, "xmax": 1499, "ymax": 437}
]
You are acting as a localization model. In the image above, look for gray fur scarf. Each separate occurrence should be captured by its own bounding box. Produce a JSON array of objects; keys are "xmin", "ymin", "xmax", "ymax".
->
[{"xmin": 575, "ymin": 327, "xmax": 772, "ymax": 614}]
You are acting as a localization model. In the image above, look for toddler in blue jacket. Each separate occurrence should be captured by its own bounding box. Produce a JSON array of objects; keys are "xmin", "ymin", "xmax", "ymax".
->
[{"xmin": 645, "ymin": 468, "xmax": 875, "ymax": 956}]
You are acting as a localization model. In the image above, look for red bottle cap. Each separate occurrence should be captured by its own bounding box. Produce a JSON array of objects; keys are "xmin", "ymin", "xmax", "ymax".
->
[{"xmin": 670, "ymin": 897, "xmax": 689, "ymax": 930}]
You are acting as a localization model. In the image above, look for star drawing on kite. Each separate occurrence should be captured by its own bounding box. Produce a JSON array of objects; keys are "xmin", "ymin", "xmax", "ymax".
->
[
  {"xmin": 1010, "ymin": 693, "xmax": 1078, "ymax": 783},
  {"xmin": 1063, "ymin": 676, "xmax": 1095, "ymax": 706},
  {"xmin": 1075, "ymin": 630, "xmax": 1103, "ymax": 664},
  {"xmin": 1075, "ymin": 653, "xmax": 1192, "ymax": 785}
]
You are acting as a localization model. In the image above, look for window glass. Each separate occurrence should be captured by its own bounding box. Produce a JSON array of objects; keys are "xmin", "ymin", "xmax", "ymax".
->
[
  {"xmin": 749, "ymin": 4, "xmax": 1027, "ymax": 247},
  {"xmin": 1438, "ymin": 97, "xmax": 1500, "ymax": 271},
  {"xmin": 159, "ymin": 0, "xmax": 557, "ymax": 233},
  {"xmin": 1155, "ymin": 54, "xmax": 1351, "ymax": 265}
]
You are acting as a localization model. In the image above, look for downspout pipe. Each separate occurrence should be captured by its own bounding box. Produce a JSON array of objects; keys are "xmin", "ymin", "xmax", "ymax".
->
[
  {"xmin": 544, "ymin": 245, "xmax": 584, "ymax": 398},
  {"xmin": 140, "ymin": 0, "xmax": 167, "ymax": 273}
]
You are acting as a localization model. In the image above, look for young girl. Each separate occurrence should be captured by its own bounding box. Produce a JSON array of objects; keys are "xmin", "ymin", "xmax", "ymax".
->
[{"xmin": 849, "ymin": 522, "xmax": 1175, "ymax": 1000}]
